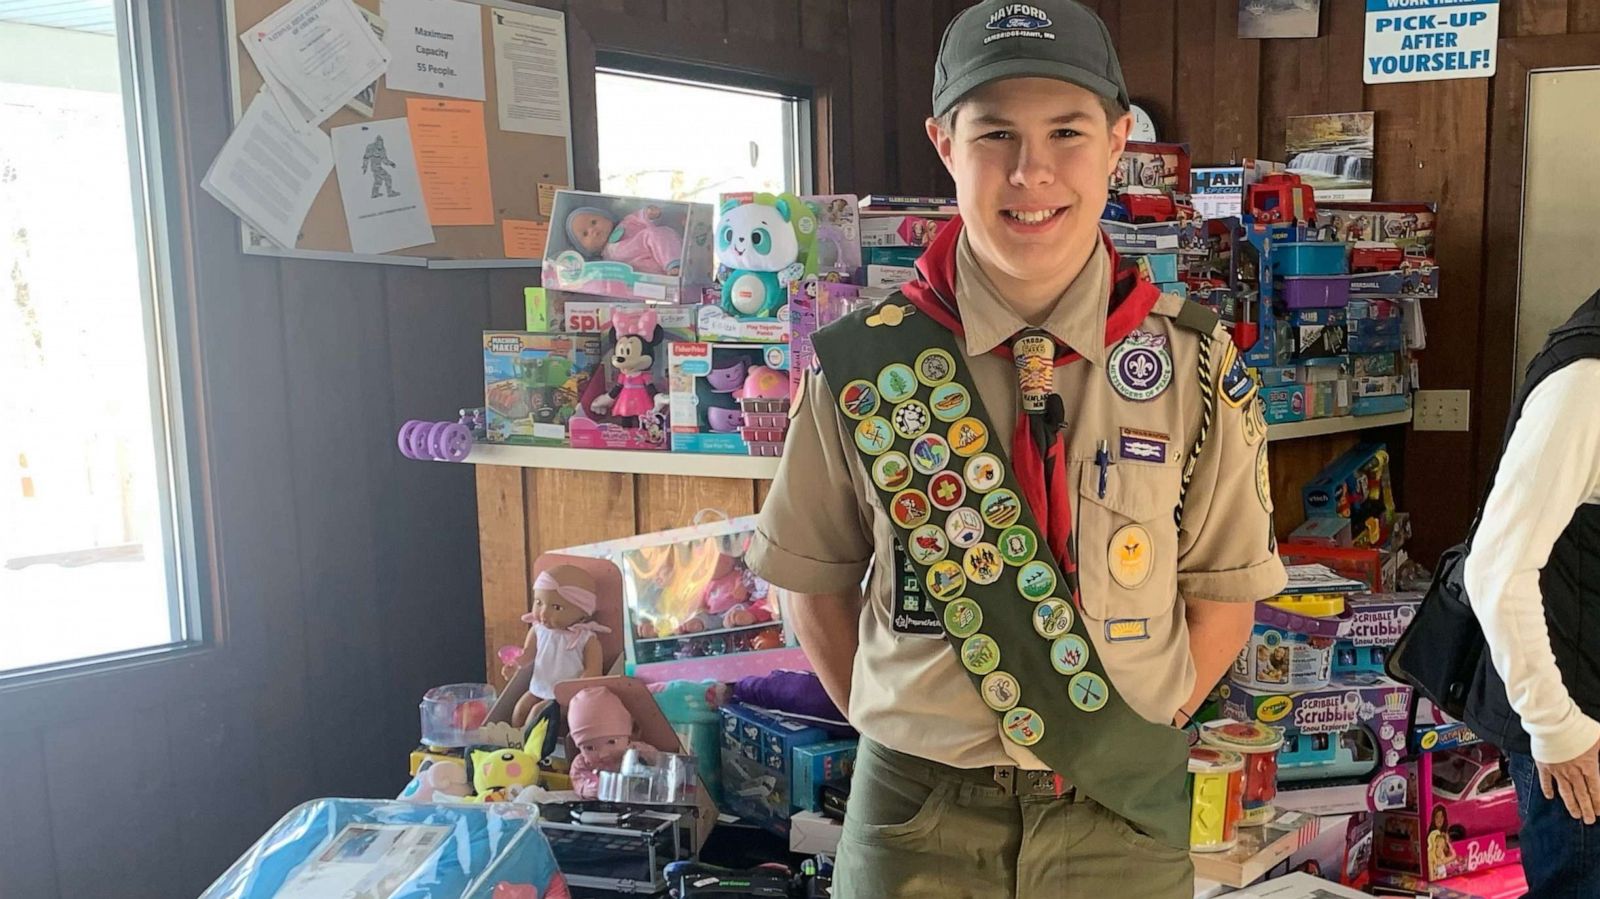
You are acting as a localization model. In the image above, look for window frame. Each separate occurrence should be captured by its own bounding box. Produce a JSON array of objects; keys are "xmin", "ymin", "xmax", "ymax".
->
[
  {"xmin": 0, "ymin": 0, "xmax": 220, "ymax": 709},
  {"xmin": 593, "ymin": 52, "xmax": 816, "ymax": 198}
]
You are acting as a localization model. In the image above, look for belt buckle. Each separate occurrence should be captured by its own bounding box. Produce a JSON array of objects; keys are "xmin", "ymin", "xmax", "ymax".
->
[{"xmin": 994, "ymin": 767, "xmax": 1072, "ymax": 799}]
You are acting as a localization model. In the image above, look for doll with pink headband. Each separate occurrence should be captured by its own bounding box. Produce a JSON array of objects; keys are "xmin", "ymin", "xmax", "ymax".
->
[
  {"xmin": 566, "ymin": 686, "xmax": 658, "ymax": 799},
  {"xmin": 503, "ymin": 565, "xmax": 613, "ymax": 727}
]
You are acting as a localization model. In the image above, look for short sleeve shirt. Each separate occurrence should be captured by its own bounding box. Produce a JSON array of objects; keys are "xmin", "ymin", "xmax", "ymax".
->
[{"xmin": 748, "ymin": 234, "xmax": 1287, "ymax": 770}]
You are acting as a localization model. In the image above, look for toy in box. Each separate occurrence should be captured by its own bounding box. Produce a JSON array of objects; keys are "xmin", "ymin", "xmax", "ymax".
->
[
  {"xmin": 791, "ymin": 739, "xmax": 858, "ymax": 813},
  {"xmin": 1303, "ymin": 443, "xmax": 1393, "ymax": 524},
  {"xmin": 669, "ymin": 342, "xmax": 792, "ymax": 455},
  {"xmin": 696, "ymin": 299, "xmax": 791, "ymax": 344},
  {"xmin": 720, "ymin": 702, "xmax": 830, "ymax": 836},
  {"xmin": 1279, "ymin": 543, "xmax": 1399, "ymax": 592},
  {"xmin": 789, "ymin": 278, "xmax": 869, "ymax": 397},
  {"xmin": 1100, "ymin": 219, "xmax": 1181, "ymax": 254},
  {"xmin": 543, "ymin": 190, "xmax": 716, "ymax": 303},
  {"xmin": 483, "ymin": 331, "xmax": 602, "ymax": 445},
  {"xmin": 1262, "ymin": 383, "xmax": 1308, "ymax": 424},
  {"xmin": 200, "ymin": 799, "xmax": 567, "ymax": 899},
  {"xmin": 555, "ymin": 515, "xmax": 803, "ymax": 683},
  {"xmin": 1316, "ymin": 202, "xmax": 1436, "ymax": 256},
  {"xmin": 714, "ymin": 192, "xmax": 849, "ymax": 319},
  {"xmin": 560, "ymin": 298, "xmax": 696, "ymax": 336},
  {"xmin": 860, "ymin": 214, "xmax": 946, "ymax": 248},
  {"xmin": 562, "ymin": 304, "xmax": 697, "ymax": 450},
  {"xmin": 1289, "ymin": 307, "xmax": 1348, "ymax": 361},
  {"xmin": 1111, "ymin": 140, "xmax": 1192, "ymax": 195},
  {"xmin": 1374, "ymin": 741, "xmax": 1520, "ymax": 890}
]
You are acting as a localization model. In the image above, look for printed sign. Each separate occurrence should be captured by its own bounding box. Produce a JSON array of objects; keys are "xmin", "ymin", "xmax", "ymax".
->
[{"xmin": 1364, "ymin": 0, "xmax": 1499, "ymax": 85}]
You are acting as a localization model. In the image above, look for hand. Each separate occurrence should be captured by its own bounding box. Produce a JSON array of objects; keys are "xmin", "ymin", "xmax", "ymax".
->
[
  {"xmin": 1537, "ymin": 735, "xmax": 1600, "ymax": 823},
  {"xmin": 590, "ymin": 394, "xmax": 615, "ymax": 414}
]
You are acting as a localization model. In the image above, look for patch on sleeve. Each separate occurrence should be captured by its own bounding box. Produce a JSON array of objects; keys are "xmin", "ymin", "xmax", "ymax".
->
[
  {"xmin": 1219, "ymin": 342, "xmax": 1257, "ymax": 409},
  {"xmin": 789, "ymin": 367, "xmax": 809, "ymax": 420}
]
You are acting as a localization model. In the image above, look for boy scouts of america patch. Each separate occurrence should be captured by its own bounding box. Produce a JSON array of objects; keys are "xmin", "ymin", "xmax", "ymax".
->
[
  {"xmin": 1219, "ymin": 344, "xmax": 1257, "ymax": 409},
  {"xmin": 1108, "ymin": 330, "xmax": 1173, "ymax": 402}
]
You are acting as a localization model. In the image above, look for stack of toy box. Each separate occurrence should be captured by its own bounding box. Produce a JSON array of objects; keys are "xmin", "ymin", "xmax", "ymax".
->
[
  {"xmin": 1277, "ymin": 443, "xmax": 1416, "ymax": 591},
  {"xmin": 858, "ymin": 194, "xmax": 954, "ymax": 287},
  {"xmin": 719, "ymin": 702, "xmax": 830, "ymax": 837},
  {"xmin": 1102, "ymin": 141, "xmax": 1193, "ymax": 296}
]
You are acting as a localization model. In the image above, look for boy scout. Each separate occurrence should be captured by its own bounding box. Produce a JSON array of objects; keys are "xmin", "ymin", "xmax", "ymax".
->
[{"xmin": 748, "ymin": 2, "xmax": 1286, "ymax": 896}]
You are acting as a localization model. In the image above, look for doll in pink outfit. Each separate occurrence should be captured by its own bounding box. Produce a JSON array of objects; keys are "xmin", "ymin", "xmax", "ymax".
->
[
  {"xmin": 566, "ymin": 686, "xmax": 657, "ymax": 800},
  {"xmin": 589, "ymin": 309, "xmax": 664, "ymax": 424},
  {"xmin": 503, "ymin": 566, "xmax": 613, "ymax": 728},
  {"xmin": 565, "ymin": 205, "xmax": 682, "ymax": 276}
]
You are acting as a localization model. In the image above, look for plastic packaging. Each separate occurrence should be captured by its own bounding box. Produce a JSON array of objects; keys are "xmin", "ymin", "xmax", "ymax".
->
[
  {"xmin": 1200, "ymin": 720, "xmax": 1286, "ymax": 827},
  {"xmin": 597, "ymin": 748, "xmax": 700, "ymax": 804},
  {"xmin": 1188, "ymin": 747, "xmax": 1246, "ymax": 853},
  {"xmin": 419, "ymin": 683, "xmax": 497, "ymax": 747}
]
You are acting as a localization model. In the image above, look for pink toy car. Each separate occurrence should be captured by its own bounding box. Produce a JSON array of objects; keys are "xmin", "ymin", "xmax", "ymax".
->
[{"xmin": 1432, "ymin": 745, "xmax": 1520, "ymax": 840}]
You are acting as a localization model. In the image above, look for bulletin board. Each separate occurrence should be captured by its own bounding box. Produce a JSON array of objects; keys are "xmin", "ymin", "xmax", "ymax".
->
[{"xmin": 224, "ymin": 0, "xmax": 574, "ymax": 267}]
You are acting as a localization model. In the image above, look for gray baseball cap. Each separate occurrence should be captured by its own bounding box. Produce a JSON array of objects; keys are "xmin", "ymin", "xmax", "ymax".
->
[{"xmin": 932, "ymin": 1, "xmax": 1130, "ymax": 117}]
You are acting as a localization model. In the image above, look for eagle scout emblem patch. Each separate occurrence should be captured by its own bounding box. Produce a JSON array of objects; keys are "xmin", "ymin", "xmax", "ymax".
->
[
  {"xmin": 1069, "ymin": 672, "xmax": 1109, "ymax": 712},
  {"xmin": 1002, "ymin": 707, "xmax": 1044, "ymax": 746},
  {"xmin": 1220, "ymin": 344, "xmax": 1256, "ymax": 408},
  {"xmin": 1108, "ymin": 524, "xmax": 1154, "ymax": 589},
  {"xmin": 1108, "ymin": 330, "xmax": 1173, "ymax": 402},
  {"xmin": 981, "ymin": 671, "xmax": 1021, "ymax": 712},
  {"xmin": 1051, "ymin": 634, "xmax": 1090, "ymax": 676}
]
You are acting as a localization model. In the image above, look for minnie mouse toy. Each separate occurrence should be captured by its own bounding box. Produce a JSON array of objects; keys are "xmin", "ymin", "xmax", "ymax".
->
[{"xmin": 589, "ymin": 308, "xmax": 664, "ymax": 427}]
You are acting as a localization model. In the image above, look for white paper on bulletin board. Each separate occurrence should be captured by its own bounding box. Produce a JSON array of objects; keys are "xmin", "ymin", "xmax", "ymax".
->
[{"xmin": 1363, "ymin": 0, "xmax": 1499, "ymax": 85}]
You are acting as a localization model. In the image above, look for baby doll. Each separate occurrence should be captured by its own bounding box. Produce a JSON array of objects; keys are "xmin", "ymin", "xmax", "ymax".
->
[
  {"xmin": 567, "ymin": 686, "xmax": 658, "ymax": 800},
  {"xmin": 504, "ymin": 566, "xmax": 613, "ymax": 728},
  {"xmin": 588, "ymin": 309, "xmax": 664, "ymax": 426},
  {"xmin": 565, "ymin": 205, "xmax": 682, "ymax": 276}
]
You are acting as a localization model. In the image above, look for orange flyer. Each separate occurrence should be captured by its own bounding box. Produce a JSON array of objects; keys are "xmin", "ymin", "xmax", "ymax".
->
[{"xmin": 405, "ymin": 98, "xmax": 494, "ymax": 226}]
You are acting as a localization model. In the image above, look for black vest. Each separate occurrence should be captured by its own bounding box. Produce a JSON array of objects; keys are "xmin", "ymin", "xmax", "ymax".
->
[{"xmin": 1463, "ymin": 290, "xmax": 1600, "ymax": 754}]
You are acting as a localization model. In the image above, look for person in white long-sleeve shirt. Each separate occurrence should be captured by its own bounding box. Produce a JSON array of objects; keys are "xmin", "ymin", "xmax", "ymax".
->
[{"xmin": 1463, "ymin": 294, "xmax": 1600, "ymax": 899}]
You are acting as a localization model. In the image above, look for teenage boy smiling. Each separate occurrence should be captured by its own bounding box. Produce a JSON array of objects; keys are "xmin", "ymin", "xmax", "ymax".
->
[{"xmin": 749, "ymin": 2, "xmax": 1285, "ymax": 895}]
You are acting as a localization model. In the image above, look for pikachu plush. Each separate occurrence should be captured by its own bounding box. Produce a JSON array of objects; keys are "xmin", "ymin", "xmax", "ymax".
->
[{"xmin": 468, "ymin": 704, "xmax": 563, "ymax": 802}]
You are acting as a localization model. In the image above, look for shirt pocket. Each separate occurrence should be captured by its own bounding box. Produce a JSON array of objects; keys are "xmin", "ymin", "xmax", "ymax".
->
[{"xmin": 1076, "ymin": 460, "xmax": 1182, "ymax": 626}]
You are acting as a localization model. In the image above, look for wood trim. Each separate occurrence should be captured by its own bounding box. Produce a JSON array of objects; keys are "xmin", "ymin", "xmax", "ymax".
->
[
  {"xmin": 575, "ymin": 8, "xmax": 845, "ymax": 85},
  {"xmin": 1478, "ymin": 33, "xmax": 1600, "ymax": 500},
  {"xmin": 477, "ymin": 465, "xmax": 532, "ymax": 688}
]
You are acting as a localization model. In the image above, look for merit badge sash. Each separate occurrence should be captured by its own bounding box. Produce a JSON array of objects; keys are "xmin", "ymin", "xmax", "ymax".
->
[{"xmin": 812, "ymin": 298, "xmax": 1191, "ymax": 848}]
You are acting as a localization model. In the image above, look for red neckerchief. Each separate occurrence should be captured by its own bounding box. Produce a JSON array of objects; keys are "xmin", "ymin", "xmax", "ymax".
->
[{"xmin": 899, "ymin": 216, "xmax": 1161, "ymax": 578}]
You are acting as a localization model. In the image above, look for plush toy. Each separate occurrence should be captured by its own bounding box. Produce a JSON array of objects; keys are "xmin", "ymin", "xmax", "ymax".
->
[
  {"xmin": 589, "ymin": 308, "xmax": 664, "ymax": 426},
  {"xmin": 398, "ymin": 758, "xmax": 472, "ymax": 803},
  {"xmin": 566, "ymin": 204, "xmax": 683, "ymax": 275},
  {"xmin": 716, "ymin": 193, "xmax": 814, "ymax": 319},
  {"xmin": 503, "ymin": 566, "xmax": 613, "ymax": 728},
  {"xmin": 567, "ymin": 686, "xmax": 658, "ymax": 800},
  {"xmin": 469, "ymin": 725, "xmax": 545, "ymax": 802}
]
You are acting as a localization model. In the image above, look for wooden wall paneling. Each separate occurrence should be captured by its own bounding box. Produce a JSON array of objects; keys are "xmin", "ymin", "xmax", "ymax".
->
[
  {"xmin": 165, "ymin": 696, "xmax": 271, "ymax": 893},
  {"xmin": 665, "ymin": 0, "xmax": 726, "ymax": 33},
  {"xmin": 755, "ymin": 477, "xmax": 774, "ymax": 511},
  {"xmin": 568, "ymin": 11, "xmax": 602, "ymax": 192},
  {"xmin": 1173, "ymin": 0, "xmax": 1219, "ymax": 161},
  {"xmin": 1504, "ymin": 0, "xmax": 1570, "ymax": 35},
  {"xmin": 1083, "ymin": 0, "xmax": 1121, "ymax": 45},
  {"xmin": 479, "ymin": 466, "xmax": 533, "ymax": 687},
  {"xmin": 890, "ymin": 0, "xmax": 951, "ymax": 197},
  {"xmin": 1572, "ymin": 0, "xmax": 1600, "ymax": 33},
  {"xmin": 1115, "ymin": 0, "xmax": 1177, "ymax": 130},
  {"xmin": 636, "ymin": 474, "xmax": 758, "ymax": 534},
  {"xmin": 44, "ymin": 708, "xmax": 182, "ymax": 899},
  {"xmin": 727, "ymin": 0, "xmax": 800, "ymax": 44},
  {"xmin": 0, "ymin": 730, "xmax": 59, "ymax": 899},
  {"xmin": 280, "ymin": 259, "xmax": 391, "ymax": 795},
  {"xmin": 1188, "ymin": 0, "xmax": 1260, "ymax": 163},
  {"xmin": 528, "ymin": 469, "xmax": 638, "ymax": 557},
  {"xmin": 800, "ymin": 0, "xmax": 849, "ymax": 53},
  {"xmin": 1324, "ymin": 0, "xmax": 1368, "ymax": 109},
  {"xmin": 1268, "ymin": 434, "xmax": 1359, "ymax": 538},
  {"xmin": 488, "ymin": 269, "xmax": 536, "ymax": 331},
  {"xmin": 1257, "ymin": 1, "xmax": 1366, "ymax": 161},
  {"xmin": 846, "ymin": 0, "xmax": 891, "ymax": 190},
  {"xmin": 623, "ymin": 0, "xmax": 666, "ymax": 20}
]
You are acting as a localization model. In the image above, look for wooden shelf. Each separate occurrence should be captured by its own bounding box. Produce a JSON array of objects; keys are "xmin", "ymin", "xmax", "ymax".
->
[
  {"xmin": 1266, "ymin": 408, "xmax": 1412, "ymax": 442},
  {"xmin": 461, "ymin": 442, "xmax": 782, "ymax": 480}
]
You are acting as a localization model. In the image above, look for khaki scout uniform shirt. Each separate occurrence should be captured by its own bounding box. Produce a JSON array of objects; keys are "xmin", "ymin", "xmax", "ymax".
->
[{"xmin": 749, "ymin": 234, "xmax": 1288, "ymax": 770}]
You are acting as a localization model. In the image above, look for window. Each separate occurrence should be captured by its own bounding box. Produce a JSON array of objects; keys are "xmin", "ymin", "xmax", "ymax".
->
[
  {"xmin": 1, "ymin": 2, "xmax": 193, "ymax": 675},
  {"xmin": 595, "ymin": 65, "xmax": 809, "ymax": 205}
]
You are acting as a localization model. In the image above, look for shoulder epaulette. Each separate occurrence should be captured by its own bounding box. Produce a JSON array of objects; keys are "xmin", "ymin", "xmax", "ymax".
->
[{"xmin": 1172, "ymin": 301, "xmax": 1219, "ymax": 336}]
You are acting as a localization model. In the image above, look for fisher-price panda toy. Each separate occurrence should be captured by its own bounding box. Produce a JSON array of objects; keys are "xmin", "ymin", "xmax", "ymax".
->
[{"xmin": 716, "ymin": 193, "xmax": 815, "ymax": 319}]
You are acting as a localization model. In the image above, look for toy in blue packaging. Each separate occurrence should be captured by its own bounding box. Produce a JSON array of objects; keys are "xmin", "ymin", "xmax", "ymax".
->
[
  {"xmin": 792, "ymin": 740, "xmax": 859, "ymax": 813},
  {"xmin": 719, "ymin": 702, "xmax": 828, "ymax": 836}
]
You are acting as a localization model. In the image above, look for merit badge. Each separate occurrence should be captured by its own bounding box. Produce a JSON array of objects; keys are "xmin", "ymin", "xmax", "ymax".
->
[
  {"xmin": 878, "ymin": 363, "xmax": 918, "ymax": 403},
  {"xmin": 838, "ymin": 380, "xmax": 878, "ymax": 420},
  {"xmin": 926, "ymin": 560, "xmax": 966, "ymax": 601},
  {"xmin": 1051, "ymin": 634, "xmax": 1090, "ymax": 676},
  {"xmin": 943, "ymin": 597, "xmax": 983, "ymax": 638},
  {"xmin": 1033, "ymin": 598, "xmax": 1074, "ymax": 639},
  {"xmin": 980, "ymin": 488, "xmax": 1022, "ymax": 530},
  {"xmin": 929, "ymin": 383, "xmax": 972, "ymax": 422},
  {"xmin": 907, "ymin": 524, "xmax": 949, "ymax": 565},
  {"xmin": 945, "ymin": 508, "xmax": 985, "ymax": 548},
  {"xmin": 1017, "ymin": 561, "xmax": 1057, "ymax": 602},
  {"xmin": 854, "ymin": 417, "xmax": 894, "ymax": 455},
  {"xmin": 866, "ymin": 303, "xmax": 913, "ymax": 328},
  {"xmin": 1013, "ymin": 332, "xmax": 1055, "ymax": 414},
  {"xmin": 1118, "ymin": 427, "xmax": 1169, "ymax": 464},
  {"xmin": 892, "ymin": 400, "xmax": 932, "ymax": 440},
  {"xmin": 910, "ymin": 434, "xmax": 951, "ymax": 475},
  {"xmin": 928, "ymin": 471, "xmax": 967, "ymax": 512},
  {"xmin": 1256, "ymin": 442, "xmax": 1273, "ymax": 512},
  {"xmin": 961, "ymin": 634, "xmax": 1000, "ymax": 675},
  {"xmin": 964, "ymin": 453, "xmax": 1004, "ymax": 493},
  {"xmin": 948, "ymin": 417, "xmax": 989, "ymax": 457},
  {"xmin": 1219, "ymin": 344, "xmax": 1257, "ymax": 409},
  {"xmin": 871, "ymin": 452, "xmax": 913, "ymax": 492},
  {"xmin": 915, "ymin": 348, "xmax": 956, "ymax": 386},
  {"xmin": 1105, "ymin": 619, "xmax": 1150, "ymax": 643},
  {"xmin": 963, "ymin": 543, "xmax": 1004, "ymax": 586},
  {"xmin": 1108, "ymin": 524, "xmax": 1154, "ymax": 589},
  {"xmin": 998, "ymin": 526, "xmax": 1038, "ymax": 566},
  {"xmin": 1002, "ymin": 707, "xmax": 1044, "ymax": 747},
  {"xmin": 1107, "ymin": 330, "xmax": 1173, "ymax": 402},
  {"xmin": 890, "ymin": 489, "xmax": 931, "ymax": 529},
  {"xmin": 981, "ymin": 671, "xmax": 1021, "ymax": 712},
  {"xmin": 1068, "ymin": 672, "xmax": 1109, "ymax": 713},
  {"xmin": 1243, "ymin": 394, "xmax": 1268, "ymax": 446}
]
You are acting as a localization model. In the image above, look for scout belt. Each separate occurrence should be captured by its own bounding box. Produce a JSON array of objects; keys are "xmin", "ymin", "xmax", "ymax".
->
[{"xmin": 812, "ymin": 297, "xmax": 1190, "ymax": 849}]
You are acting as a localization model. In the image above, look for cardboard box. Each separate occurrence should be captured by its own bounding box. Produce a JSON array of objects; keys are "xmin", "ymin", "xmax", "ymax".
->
[
  {"xmin": 1289, "ymin": 307, "xmax": 1348, "ymax": 361},
  {"xmin": 865, "ymin": 263, "xmax": 916, "ymax": 287},
  {"xmin": 720, "ymin": 703, "xmax": 829, "ymax": 836},
  {"xmin": 483, "ymin": 332, "xmax": 603, "ymax": 446},
  {"xmin": 1302, "ymin": 443, "xmax": 1390, "ymax": 521},
  {"xmin": 789, "ymin": 810, "xmax": 843, "ymax": 855},
  {"xmin": 1262, "ymin": 383, "xmax": 1308, "ymax": 424},
  {"xmin": 791, "ymin": 739, "xmax": 858, "ymax": 812},
  {"xmin": 1190, "ymin": 810, "xmax": 1328, "ymax": 888},
  {"xmin": 860, "ymin": 214, "xmax": 945, "ymax": 248},
  {"xmin": 696, "ymin": 303, "xmax": 790, "ymax": 344},
  {"xmin": 543, "ymin": 190, "xmax": 715, "ymax": 304},
  {"xmin": 669, "ymin": 342, "xmax": 791, "ymax": 454}
]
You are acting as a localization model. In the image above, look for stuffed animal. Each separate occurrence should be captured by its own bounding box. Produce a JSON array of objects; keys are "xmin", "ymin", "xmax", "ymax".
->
[
  {"xmin": 565, "ymin": 204, "xmax": 683, "ymax": 275},
  {"xmin": 716, "ymin": 193, "xmax": 814, "ymax": 319},
  {"xmin": 468, "ymin": 723, "xmax": 545, "ymax": 802},
  {"xmin": 398, "ymin": 758, "xmax": 472, "ymax": 802},
  {"xmin": 502, "ymin": 566, "xmax": 613, "ymax": 728},
  {"xmin": 567, "ymin": 686, "xmax": 658, "ymax": 800},
  {"xmin": 589, "ymin": 309, "xmax": 664, "ymax": 426}
]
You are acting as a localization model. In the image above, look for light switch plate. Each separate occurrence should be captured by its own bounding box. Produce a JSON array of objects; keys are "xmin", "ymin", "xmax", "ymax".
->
[{"xmin": 1413, "ymin": 389, "xmax": 1471, "ymax": 431}]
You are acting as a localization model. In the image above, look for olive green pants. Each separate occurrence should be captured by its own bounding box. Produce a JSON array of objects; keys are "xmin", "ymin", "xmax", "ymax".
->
[{"xmin": 835, "ymin": 739, "xmax": 1193, "ymax": 899}]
